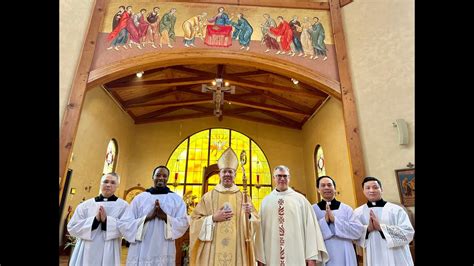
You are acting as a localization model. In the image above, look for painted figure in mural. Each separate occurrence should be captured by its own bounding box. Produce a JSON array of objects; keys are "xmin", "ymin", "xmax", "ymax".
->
[
  {"xmin": 107, "ymin": 6, "xmax": 132, "ymax": 51},
  {"xmin": 136, "ymin": 9, "xmax": 150, "ymax": 48},
  {"xmin": 112, "ymin": 6, "xmax": 125, "ymax": 31},
  {"xmin": 269, "ymin": 16, "xmax": 293, "ymax": 55},
  {"xmin": 207, "ymin": 6, "xmax": 232, "ymax": 26},
  {"xmin": 289, "ymin": 16, "xmax": 304, "ymax": 57},
  {"xmin": 182, "ymin": 12, "xmax": 207, "ymax": 47},
  {"xmin": 67, "ymin": 173, "xmax": 129, "ymax": 266},
  {"xmin": 308, "ymin": 17, "xmax": 328, "ymax": 60},
  {"xmin": 260, "ymin": 14, "xmax": 279, "ymax": 53},
  {"xmin": 298, "ymin": 17, "xmax": 315, "ymax": 58},
  {"xmin": 354, "ymin": 177, "xmax": 415, "ymax": 266},
  {"xmin": 159, "ymin": 8, "xmax": 177, "ymax": 48},
  {"xmin": 119, "ymin": 165, "xmax": 189, "ymax": 265},
  {"xmin": 125, "ymin": 7, "xmax": 146, "ymax": 49},
  {"xmin": 312, "ymin": 176, "xmax": 364, "ymax": 266},
  {"xmin": 231, "ymin": 13, "xmax": 253, "ymax": 51},
  {"xmin": 144, "ymin": 7, "xmax": 160, "ymax": 48},
  {"xmin": 255, "ymin": 165, "xmax": 328, "ymax": 266},
  {"xmin": 190, "ymin": 147, "xmax": 259, "ymax": 266}
]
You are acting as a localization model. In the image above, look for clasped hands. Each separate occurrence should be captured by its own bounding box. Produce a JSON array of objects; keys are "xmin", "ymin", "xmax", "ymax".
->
[
  {"xmin": 367, "ymin": 209, "xmax": 381, "ymax": 232},
  {"xmin": 95, "ymin": 205, "xmax": 107, "ymax": 222},
  {"xmin": 145, "ymin": 200, "xmax": 168, "ymax": 223}
]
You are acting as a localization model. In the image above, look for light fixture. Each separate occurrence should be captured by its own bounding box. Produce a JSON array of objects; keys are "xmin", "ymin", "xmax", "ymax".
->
[
  {"xmin": 224, "ymin": 81, "xmax": 230, "ymax": 87},
  {"xmin": 291, "ymin": 78, "xmax": 299, "ymax": 85},
  {"xmin": 70, "ymin": 188, "xmax": 76, "ymax": 195},
  {"xmin": 136, "ymin": 71, "xmax": 144, "ymax": 78}
]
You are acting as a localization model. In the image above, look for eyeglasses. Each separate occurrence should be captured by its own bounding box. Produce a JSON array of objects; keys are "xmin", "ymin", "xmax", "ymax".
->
[{"xmin": 275, "ymin": 174, "xmax": 289, "ymax": 178}]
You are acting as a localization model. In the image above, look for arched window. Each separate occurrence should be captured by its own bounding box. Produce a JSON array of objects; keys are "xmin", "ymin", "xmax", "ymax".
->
[
  {"xmin": 314, "ymin": 145, "xmax": 327, "ymax": 177},
  {"xmin": 166, "ymin": 128, "xmax": 272, "ymax": 213},
  {"xmin": 314, "ymin": 145, "xmax": 326, "ymax": 202},
  {"xmin": 102, "ymin": 139, "xmax": 118, "ymax": 174}
]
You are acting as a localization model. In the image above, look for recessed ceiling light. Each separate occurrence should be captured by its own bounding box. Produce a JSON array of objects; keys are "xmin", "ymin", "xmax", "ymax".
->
[{"xmin": 136, "ymin": 71, "xmax": 144, "ymax": 78}]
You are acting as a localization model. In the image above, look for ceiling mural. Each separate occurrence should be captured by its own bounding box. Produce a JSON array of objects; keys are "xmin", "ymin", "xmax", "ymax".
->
[{"xmin": 91, "ymin": 1, "xmax": 338, "ymax": 81}]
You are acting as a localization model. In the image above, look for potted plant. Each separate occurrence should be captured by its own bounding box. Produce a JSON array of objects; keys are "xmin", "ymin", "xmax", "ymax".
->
[
  {"xmin": 64, "ymin": 234, "xmax": 77, "ymax": 263},
  {"xmin": 181, "ymin": 242, "xmax": 190, "ymax": 266}
]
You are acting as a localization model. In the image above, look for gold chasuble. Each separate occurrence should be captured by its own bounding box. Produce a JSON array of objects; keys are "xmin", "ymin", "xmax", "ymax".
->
[
  {"xmin": 214, "ymin": 190, "xmax": 238, "ymax": 265},
  {"xmin": 190, "ymin": 184, "xmax": 259, "ymax": 266}
]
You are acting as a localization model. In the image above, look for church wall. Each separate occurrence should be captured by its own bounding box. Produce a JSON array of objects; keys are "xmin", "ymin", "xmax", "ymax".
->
[
  {"xmin": 123, "ymin": 117, "xmax": 307, "ymax": 195},
  {"xmin": 61, "ymin": 87, "xmax": 135, "ymax": 234},
  {"xmin": 302, "ymin": 98, "xmax": 356, "ymax": 208},
  {"xmin": 60, "ymin": 0, "xmax": 94, "ymax": 124},
  {"xmin": 342, "ymin": 0, "xmax": 414, "ymax": 208}
]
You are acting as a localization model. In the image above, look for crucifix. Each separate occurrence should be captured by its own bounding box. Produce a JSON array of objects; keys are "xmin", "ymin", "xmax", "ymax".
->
[{"xmin": 202, "ymin": 78, "xmax": 235, "ymax": 117}]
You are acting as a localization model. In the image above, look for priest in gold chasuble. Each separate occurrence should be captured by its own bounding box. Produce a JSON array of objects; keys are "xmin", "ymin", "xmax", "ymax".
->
[{"xmin": 190, "ymin": 147, "xmax": 260, "ymax": 266}]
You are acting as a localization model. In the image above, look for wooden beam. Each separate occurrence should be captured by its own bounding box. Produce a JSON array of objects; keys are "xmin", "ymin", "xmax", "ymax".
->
[
  {"xmin": 127, "ymin": 98, "xmax": 212, "ymax": 108},
  {"xmin": 259, "ymin": 110, "xmax": 302, "ymax": 128},
  {"xmin": 88, "ymin": 50, "xmax": 341, "ymax": 99},
  {"xmin": 169, "ymin": 65, "xmax": 215, "ymax": 77},
  {"xmin": 225, "ymin": 96, "xmax": 310, "ymax": 116},
  {"xmin": 340, "ymin": 0, "xmax": 353, "ymax": 7},
  {"xmin": 59, "ymin": 0, "xmax": 107, "ymax": 204},
  {"xmin": 234, "ymin": 70, "xmax": 268, "ymax": 77},
  {"xmin": 225, "ymin": 76, "xmax": 319, "ymax": 98},
  {"xmin": 105, "ymin": 67, "xmax": 167, "ymax": 87},
  {"xmin": 238, "ymin": 85, "xmax": 315, "ymax": 113},
  {"xmin": 135, "ymin": 106, "xmax": 184, "ymax": 120},
  {"xmin": 135, "ymin": 112, "xmax": 215, "ymax": 124},
  {"xmin": 225, "ymin": 113, "xmax": 302, "ymax": 129},
  {"xmin": 107, "ymin": 76, "xmax": 215, "ymax": 90},
  {"xmin": 122, "ymin": 88, "xmax": 177, "ymax": 107},
  {"xmin": 329, "ymin": 0, "xmax": 366, "ymax": 206}
]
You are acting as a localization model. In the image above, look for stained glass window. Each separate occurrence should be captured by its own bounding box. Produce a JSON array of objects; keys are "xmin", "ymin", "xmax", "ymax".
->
[
  {"xmin": 102, "ymin": 139, "xmax": 118, "ymax": 174},
  {"xmin": 315, "ymin": 145, "xmax": 327, "ymax": 177},
  {"xmin": 166, "ymin": 128, "xmax": 272, "ymax": 213}
]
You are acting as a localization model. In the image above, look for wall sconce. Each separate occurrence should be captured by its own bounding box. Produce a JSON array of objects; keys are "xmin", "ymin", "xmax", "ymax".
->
[
  {"xmin": 392, "ymin": 119, "xmax": 409, "ymax": 145},
  {"xmin": 70, "ymin": 188, "xmax": 76, "ymax": 195}
]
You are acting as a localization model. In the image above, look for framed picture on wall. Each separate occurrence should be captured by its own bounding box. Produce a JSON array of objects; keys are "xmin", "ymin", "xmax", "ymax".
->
[{"xmin": 395, "ymin": 168, "xmax": 415, "ymax": 207}]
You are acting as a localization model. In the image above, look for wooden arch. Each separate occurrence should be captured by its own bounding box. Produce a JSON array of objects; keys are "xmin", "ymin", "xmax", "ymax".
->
[{"xmin": 87, "ymin": 49, "xmax": 342, "ymax": 99}]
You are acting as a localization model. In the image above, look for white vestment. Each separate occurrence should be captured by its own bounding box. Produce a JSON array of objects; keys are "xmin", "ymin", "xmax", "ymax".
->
[
  {"xmin": 313, "ymin": 201, "xmax": 364, "ymax": 266},
  {"xmin": 256, "ymin": 188, "xmax": 328, "ymax": 265},
  {"xmin": 67, "ymin": 197, "xmax": 129, "ymax": 266},
  {"xmin": 354, "ymin": 201, "xmax": 414, "ymax": 266},
  {"xmin": 119, "ymin": 191, "xmax": 189, "ymax": 266}
]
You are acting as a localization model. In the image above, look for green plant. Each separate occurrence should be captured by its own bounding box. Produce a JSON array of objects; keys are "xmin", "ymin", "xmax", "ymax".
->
[{"xmin": 181, "ymin": 242, "xmax": 189, "ymax": 253}]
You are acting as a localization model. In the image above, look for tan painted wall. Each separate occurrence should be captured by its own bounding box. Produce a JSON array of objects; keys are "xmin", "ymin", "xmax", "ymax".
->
[
  {"xmin": 60, "ymin": 0, "xmax": 414, "ymax": 210},
  {"xmin": 60, "ymin": 0, "xmax": 94, "ymax": 124},
  {"xmin": 302, "ymin": 98, "xmax": 356, "ymax": 208},
  {"xmin": 123, "ymin": 116, "xmax": 306, "ymax": 193},
  {"xmin": 60, "ymin": 87, "xmax": 135, "ymax": 231},
  {"xmin": 342, "ymin": 0, "xmax": 414, "ymax": 206}
]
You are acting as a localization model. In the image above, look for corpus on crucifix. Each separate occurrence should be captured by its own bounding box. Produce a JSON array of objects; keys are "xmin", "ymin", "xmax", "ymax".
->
[{"xmin": 202, "ymin": 78, "xmax": 235, "ymax": 117}]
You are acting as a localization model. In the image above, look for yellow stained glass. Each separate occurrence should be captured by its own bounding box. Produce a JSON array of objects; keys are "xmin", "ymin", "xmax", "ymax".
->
[
  {"xmin": 207, "ymin": 173, "xmax": 220, "ymax": 185},
  {"xmin": 166, "ymin": 139, "xmax": 188, "ymax": 184},
  {"xmin": 166, "ymin": 128, "xmax": 273, "ymax": 211},
  {"xmin": 231, "ymin": 130, "xmax": 250, "ymax": 185},
  {"xmin": 102, "ymin": 139, "xmax": 118, "ymax": 174},
  {"xmin": 316, "ymin": 145, "xmax": 326, "ymax": 177},
  {"xmin": 209, "ymin": 128, "xmax": 230, "ymax": 165},
  {"xmin": 251, "ymin": 186, "xmax": 272, "ymax": 211}
]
